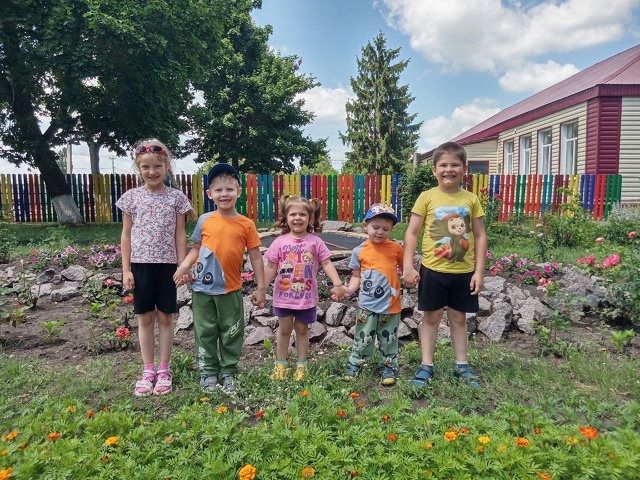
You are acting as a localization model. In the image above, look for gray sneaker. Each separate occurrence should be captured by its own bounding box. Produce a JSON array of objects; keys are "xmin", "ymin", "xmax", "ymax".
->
[
  {"xmin": 200, "ymin": 375, "xmax": 218, "ymax": 393},
  {"xmin": 220, "ymin": 374, "xmax": 237, "ymax": 394}
]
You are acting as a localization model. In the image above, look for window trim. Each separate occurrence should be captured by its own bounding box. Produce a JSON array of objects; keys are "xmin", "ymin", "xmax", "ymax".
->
[
  {"xmin": 537, "ymin": 129, "xmax": 552, "ymax": 175},
  {"xmin": 519, "ymin": 135, "xmax": 532, "ymax": 174},
  {"xmin": 503, "ymin": 140, "xmax": 514, "ymax": 174},
  {"xmin": 560, "ymin": 121, "xmax": 578, "ymax": 175}
]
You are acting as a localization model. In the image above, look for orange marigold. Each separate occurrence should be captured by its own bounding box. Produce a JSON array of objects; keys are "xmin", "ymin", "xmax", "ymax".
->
[
  {"xmin": 381, "ymin": 414, "xmax": 391, "ymax": 422},
  {"xmin": 299, "ymin": 390, "xmax": 310, "ymax": 397},
  {"xmin": 477, "ymin": 446, "xmax": 484, "ymax": 453},
  {"xmin": 47, "ymin": 432, "xmax": 60, "ymax": 441},
  {"xmin": 349, "ymin": 392, "xmax": 360, "ymax": 400},
  {"xmin": 387, "ymin": 433, "xmax": 398, "ymax": 442},
  {"xmin": 239, "ymin": 464, "xmax": 256, "ymax": 480},
  {"xmin": 1, "ymin": 450, "xmax": 7, "ymax": 456},
  {"xmin": 301, "ymin": 466, "xmax": 315, "ymax": 478},
  {"xmin": 536, "ymin": 472, "xmax": 552, "ymax": 480},
  {"xmin": 255, "ymin": 410, "xmax": 265, "ymax": 419},
  {"xmin": 100, "ymin": 455, "xmax": 109, "ymax": 462},
  {"xmin": 579, "ymin": 426, "xmax": 599, "ymax": 440},
  {"xmin": 424, "ymin": 442, "xmax": 433, "ymax": 450},
  {"xmin": 349, "ymin": 471, "xmax": 359, "ymax": 478},
  {"xmin": 0, "ymin": 467, "xmax": 13, "ymax": 480},
  {"xmin": 534, "ymin": 427, "xmax": 542, "ymax": 435},
  {"xmin": 6, "ymin": 431, "xmax": 18, "ymax": 441},
  {"xmin": 200, "ymin": 397, "xmax": 208, "ymax": 403},
  {"xmin": 458, "ymin": 427, "xmax": 470, "ymax": 435},
  {"xmin": 104, "ymin": 436, "xmax": 119, "ymax": 446},
  {"xmin": 515, "ymin": 437, "xmax": 530, "ymax": 448},
  {"xmin": 444, "ymin": 431, "xmax": 458, "ymax": 441},
  {"xmin": 337, "ymin": 410, "xmax": 347, "ymax": 418},
  {"xmin": 217, "ymin": 406, "xmax": 228, "ymax": 413},
  {"xmin": 356, "ymin": 402, "xmax": 364, "ymax": 408},
  {"xmin": 85, "ymin": 410, "xmax": 95, "ymax": 418}
]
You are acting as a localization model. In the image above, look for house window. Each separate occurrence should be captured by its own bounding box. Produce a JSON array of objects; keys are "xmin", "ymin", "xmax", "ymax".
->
[
  {"xmin": 468, "ymin": 161, "xmax": 489, "ymax": 174},
  {"xmin": 503, "ymin": 141, "xmax": 514, "ymax": 174},
  {"xmin": 538, "ymin": 130, "xmax": 552, "ymax": 175},
  {"xmin": 519, "ymin": 136, "xmax": 532, "ymax": 174},
  {"xmin": 560, "ymin": 122, "xmax": 578, "ymax": 175}
]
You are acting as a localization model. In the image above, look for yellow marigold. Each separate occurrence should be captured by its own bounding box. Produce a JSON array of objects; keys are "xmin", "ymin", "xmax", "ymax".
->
[
  {"xmin": 565, "ymin": 437, "xmax": 579, "ymax": 445},
  {"xmin": 478, "ymin": 436, "xmax": 490, "ymax": 444},
  {"xmin": 0, "ymin": 467, "xmax": 13, "ymax": 480},
  {"xmin": 1, "ymin": 450, "xmax": 6, "ymax": 456},
  {"xmin": 444, "ymin": 431, "xmax": 458, "ymax": 441},
  {"xmin": 349, "ymin": 392, "xmax": 359, "ymax": 400},
  {"xmin": 217, "ymin": 406, "xmax": 228, "ymax": 413},
  {"xmin": 66, "ymin": 406, "xmax": 76, "ymax": 413},
  {"xmin": 536, "ymin": 472, "xmax": 552, "ymax": 480},
  {"xmin": 608, "ymin": 452, "xmax": 616, "ymax": 459},
  {"xmin": 6, "ymin": 431, "xmax": 18, "ymax": 441},
  {"xmin": 47, "ymin": 432, "xmax": 60, "ymax": 441},
  {"xmin": 579, "ymin": 426, "xmax": 599, "ymax": 440},
  {"xmin": 239, "ymin": 464, "xmax": 256, "ymax": 480},
  {"xmin": 301, "ymin": 466, "xmax": 315, "ymax": 478},
  {"xmin": 200, "ymin": 397, "xmax": 208, "ymax": 403},
  {"xmin": 515, "ymin": 437, "xmax": 530, "ymax": 448},
  {"xmin": 424, "ymin": 442, "xmax": 433, "ymax": 450},
  {"xmin": 299, "ymin": 390, "xmax": 310, "ymax": 397},
  {"xmin": 104, "ymin": 436, "xmax": 119, "ymax": 446}
]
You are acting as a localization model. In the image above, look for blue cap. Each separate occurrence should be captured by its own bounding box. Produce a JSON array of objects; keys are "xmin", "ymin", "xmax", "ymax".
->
[
  {"xmin": 364, "ymin": 203, "xmax": 398, "ymax": 225},
  {"xmin": 207, "ymin": 163, "xmax": 240, "ymax": 185}
]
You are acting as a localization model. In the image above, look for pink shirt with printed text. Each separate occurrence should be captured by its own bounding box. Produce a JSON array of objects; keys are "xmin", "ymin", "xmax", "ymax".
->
[
  {"xmin": 265, "ymin": 233, "xmax": 332, "ymax": 310},
  {"xmin": 116, "ymin": 187, "xmax": 192, "ymax": 264}
]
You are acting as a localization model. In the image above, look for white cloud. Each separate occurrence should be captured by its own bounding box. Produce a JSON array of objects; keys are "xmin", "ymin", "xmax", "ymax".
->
[
  {"xmin": 499, "ymin": 60, "xmax": 581, "ymax": 92},
  {"xmin": 383, "ymin": 0, "xmax": 637, "ymax": 74},
  {"xmin": 419, "ymin": 98, "xmax": 501, "ymax": 151},
  {"xmin": 298, "ymin": 85, "xmax": 353, "ymax": 127}
]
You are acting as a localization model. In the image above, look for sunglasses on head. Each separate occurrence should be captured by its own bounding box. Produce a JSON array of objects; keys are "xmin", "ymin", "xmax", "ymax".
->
[{"xmin": 135, "ymin": 145, "xmax": 166, "ymax": 155}]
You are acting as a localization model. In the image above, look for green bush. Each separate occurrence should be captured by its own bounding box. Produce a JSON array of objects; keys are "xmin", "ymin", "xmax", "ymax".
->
[
  {"xmin": 400, "ymin": 161, "xmax": 437, "ymax": 221},
  {"xmin": 602, "ymin": 203, "xmax": 640, "ymax": 244}
]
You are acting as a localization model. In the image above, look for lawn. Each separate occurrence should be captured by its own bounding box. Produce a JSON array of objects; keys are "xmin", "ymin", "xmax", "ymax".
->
[{"xmin": 1, "ymin": 216, "xmax": 640, "ymax": 479}]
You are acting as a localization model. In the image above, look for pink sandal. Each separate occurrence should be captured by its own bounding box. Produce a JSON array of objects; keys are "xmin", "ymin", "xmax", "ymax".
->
[
  {"xmin": 134, "ymin": 369, "xmax": 156, "ymax": 397},
  {"xmin": 153, "ymin": 369, "xmax": 173, "ymax": 395}
]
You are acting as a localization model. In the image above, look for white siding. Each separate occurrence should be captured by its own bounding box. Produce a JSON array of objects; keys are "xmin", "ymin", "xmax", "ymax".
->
[
  {"xmin": 620, "ymin": 97, "xmax": 640, "ymax": 203},
  {"xmin": 465, "ymin": 140, "xmax": 497, "ymax": 171},
  {"xmin": 496, "ymin": 103, "xmax": 587, "ymax": 174}
]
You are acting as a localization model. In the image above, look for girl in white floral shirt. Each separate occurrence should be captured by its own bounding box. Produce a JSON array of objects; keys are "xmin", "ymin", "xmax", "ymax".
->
[{"xmin": 116, "ymin": 140, "xmax": 193, "ymax": 396}]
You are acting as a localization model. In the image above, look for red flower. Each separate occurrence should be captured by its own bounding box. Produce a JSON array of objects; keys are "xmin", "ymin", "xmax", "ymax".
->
[
  {"xmin": 629, "ymin": 231, "xmax": 637, "ymax": 240},
  {"xmin": 115, "ymin": 327, "xmax": 130, "ymax": 338},
  {"xmin": 381, "ymin": 414, "xmax": 391, "ymax": 422},
  {"xmin": 349, "ymin": 471, "xmax": 359, "ymax": 478},
  {"xmin": 579, "ymin": 426, "xmax": 599, "ymax": 440},
  {"xmin": 337, "ymin": 410, "xmax": 347, "ymax": 418},
  {"xmin": 387, "ymin": 433, "xmax": 398, "ymax": 442},
  {"xmin": 255, "ymin": 410, "xmax": 265, "ymax": 419},
  {"xmin": 124, "ymin": 295, "xmax": 134, "ymax": 304}
]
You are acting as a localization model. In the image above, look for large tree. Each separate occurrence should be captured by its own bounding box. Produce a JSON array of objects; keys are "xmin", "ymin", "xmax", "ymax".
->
[
  {"xmin": 340, "ymin": 32, "xmax": 422, "ymax": 175},
  {"xmin": 185, "ymin": 0, "xmax": 327, "ymax": 174},
  {"xmin": 0, "ymin": 0, "xmax": 224, "ymax": 223}
]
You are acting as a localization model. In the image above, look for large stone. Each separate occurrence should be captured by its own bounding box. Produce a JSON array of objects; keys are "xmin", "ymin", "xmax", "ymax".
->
[
  {"xmin": 483, "ymin": 276, "xmax": 507, "ymax": 294},
  {"xmin": 320, "ymin": 326, "xmax": 352, "ymax": 347},
  {"xmin": 37, "ymin": 268, "xmax": 56, "ymax": 285},
  {"xmin": 175, "ymin": 305, "xmax": 193, "ymax": 331},
  {"xmin": 309, "ymin": 321, "xmax": 327, "ymax": 340},
  {"xmin": 515, "ymin": 297, "xmax": 548, "ymax": 335},
  {"xmin": 325, "ymin": 302, "xmax": 347, "ymax": 326},
  {"xmin": 341, "ymin": 306, "xmax": 357, "ymax": 329},
  {"xmin": 398, "ymin": 321, "xmax": 413, "ymax": 338},
  {"xmin": 255, "ymin": 315, "xmax": 279, "ymax": 329},
  {"xmin": 401, "ymin": 295, "xmax": 416, "ymax": 312},
  {"xmin": 245, "ymin": 326, "xmax": 274, "ymax": 346},
  {"xmin": 31, "ymin": 283, "xmax": 52, "ymax": 298},
  {"xmin": 50, "ymin": 281, "xmax": 82, "ymax": 302},
  {"xmin": 321, "ymin": 220, "xmax": 352, "ymax": 231},
  {"xmin": 478, "ymin": 305, "xmax": 512, "ymax": 341},
  {"xmin": 176, "ymin": 284, "xmax": 191, "ymax": 307},
  {"xmin": 60, "ymin": 265, "xmax": 90, "ymax": 282}
]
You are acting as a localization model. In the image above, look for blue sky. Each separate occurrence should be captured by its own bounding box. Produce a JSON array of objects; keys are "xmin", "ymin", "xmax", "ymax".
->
[{"xmin": 3, "ymin": 0, "xmax": 639, "ymax": 175}]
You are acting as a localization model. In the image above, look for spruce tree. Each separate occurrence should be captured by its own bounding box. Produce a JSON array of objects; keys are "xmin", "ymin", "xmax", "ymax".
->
[{"xmin": 340, "ymin": 32, "xmax": 422, "ymax": 175}]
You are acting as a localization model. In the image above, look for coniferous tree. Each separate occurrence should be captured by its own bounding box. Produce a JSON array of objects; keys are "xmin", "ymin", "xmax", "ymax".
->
[{"xmin": 340, "ymin": 32, "xmax": 422, "ymax": 175}]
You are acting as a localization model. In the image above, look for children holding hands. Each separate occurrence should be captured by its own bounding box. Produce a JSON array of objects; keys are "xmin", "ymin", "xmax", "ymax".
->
[
  {"xmin": 264, "ymin": 195, "xmax": 344, "ymax": 381},
  {"xmin": 174, "ymin": 163, "xmax": 266, "ymax": 394}
]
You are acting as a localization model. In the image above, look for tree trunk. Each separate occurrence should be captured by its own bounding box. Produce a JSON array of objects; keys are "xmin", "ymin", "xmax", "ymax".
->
[
  {"xmin": 51, "ymin": 195, "xmax": 84, "ymax": 224},
  {"xmin": 88, "ymin": 142, "xmax": 102, "ymax": 174}
]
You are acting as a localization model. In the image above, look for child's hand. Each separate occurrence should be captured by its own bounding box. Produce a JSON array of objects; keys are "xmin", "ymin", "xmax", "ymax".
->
[
  {"xmin": 469, "ymin": 272, "xmax": 483, "ymax": 295},
  {"xmin": 331, "ymin": 285, "xmax": 348, "ymax": 301},
  {"xmin": 123, "ymin": 271, "xmax": 135, "ymax": 291},
  {"xmin": 173, "ymin": 266, "xmax": 193, "ymax": 287},
  {"xmin": 251, "ymin": 288, "xmax": 266, "ymax": 308},
  {"xmin": 401, "ymin": 268, "xmax": 420, "ymax": 288}
]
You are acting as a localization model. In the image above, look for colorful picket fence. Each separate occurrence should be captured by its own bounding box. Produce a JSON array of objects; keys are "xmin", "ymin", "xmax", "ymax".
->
[{"xmin": 0, "ymin": 172, "xmax": 622, "ymax": 223}]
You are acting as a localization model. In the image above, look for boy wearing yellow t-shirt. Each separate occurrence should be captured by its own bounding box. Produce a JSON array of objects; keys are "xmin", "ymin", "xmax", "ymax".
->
[{"xmin": 401, "ymin": 142, "xmax": 487, "ymax": 388}]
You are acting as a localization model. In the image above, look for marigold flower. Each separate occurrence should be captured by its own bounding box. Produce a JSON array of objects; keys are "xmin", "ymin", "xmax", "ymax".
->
[
  {"xmin": 381, "ymin": 414, "xmax": 391, "ymax": 422},
  {"xmin": 101, "ymin": 406, "xmax": 110, "ymax": 412},
  {"xmin": 0, "ymin": 467, "xmax": 13, "ymax": 480},
  {"xmin": 387, "ymin": 433, "xmax": 398, "ymax": 442},
  {"xmin": 579, "ymin": 426, "xmax": 599, "ymax": 439},
  {"xmin": 565, "ymin": 436, "xmax": 579, "ymax": 444},
  {"xmin": 356, "ymin": 402, "xmax": 364, "ymax": 408},
  {"xmin": 104, "ymin": 436, "xmax": 119, "ymax": 446},
  {"xmin": 67, "ymin": 405, "xmax": 76, "ymax": 412},
  {"xmin": 628, "ymin": 231, "xmax": 637, "ymax": 240},
  {"xmin": 217, "ymin": 406, "xmax": 228, "ymax": 413},
  {"xmin": 255, "ymin": 410, "xmax": 265, "ymax": 419},
  {"xmin": 200, "ymin": 397, "xmax": 208, "ymax": 403},
  {"xmin": 534, "ymin": 427, "xmax": 541, "ymax": 435},
  {"xmin": 0, "ymin": 450, "xmax": 6, "ymax": 456},
  {"xmin": 608, "ymin": 452, "xmax": 616, "ymax": 459},
  {"xmin": 349, "ymin": 392, "xmax": 359, "ymax": 400},
  {"xmin": 444, "ymin": 431, "xmax": 458, "ymax": 441},
  {"xmin": 349, "ymin": 471, "xmax": 359, "ymax": 478},
  {"xmin": 515, "ymin": 437, "xmax": 530, "ymax": 448},
  {"xmin": 424, "ymin": 442, "xmax": 433, "ymax": 450},
  {"xmin": 477, "ymin": 446, "xmax": 484, "ymax": 453},
  {"xmin": 239, "ymin": 464, "xmax": 256, "ymax": 480},
  {"xmin": 123, "ymin": 295, "xmax": 134, "ymax": 304},
  {"xmin": 17, "ymin": 443, "xmax": 28, "ymax": 450},
  {"xmin": 299, "ymin": 390, "xmax": 310, "ymax": 397},
  {"xmin": 458, "ymin": 427, "xmax": 470, "ymax": 435},
  {"xmin": 536, "ymin": 472, "xmax": 552, "ymax": 480},
  {"xmin": 301, "ymin": 466, "xmax": 315, "ymax": 478},
  {"xmin": 85, "ymin": 410, "xmax": 95, "ymax": 418},
  {"xmin": 6, "ymin": 431, "xmax": 18, "ymax": 441},
  {"xmin": 47, "ymin": 432, "xmax": 60, "ymax": 441},
  {"xmin": 337, "ymin": 410, "xmax": 347, "ymax": 418},
  {"xmin": 497, "ymin": 444, "xmax": 507, "ymax": 453},
  {"xmin": 100, "ymin": 455, "xmax": 109, "ymax": 462},
  {"xmin": 478, "ymin": 436, "xmax": 490, "ymax": 444}
]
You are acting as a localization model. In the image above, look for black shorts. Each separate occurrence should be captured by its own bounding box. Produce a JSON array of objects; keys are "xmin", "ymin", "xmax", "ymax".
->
[
  {"xmin": 130, "ymin": 263, "xmax": 178, "ymax": 314},
  {"xmin": 417, "ymin": 265, "xmax": 479, "ymax": 313}
]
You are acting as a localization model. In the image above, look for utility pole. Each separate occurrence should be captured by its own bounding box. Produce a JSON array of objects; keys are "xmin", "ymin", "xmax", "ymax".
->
[{"xmin": 110, "ymin": 155, "xmax": 116, "ymax": 174}]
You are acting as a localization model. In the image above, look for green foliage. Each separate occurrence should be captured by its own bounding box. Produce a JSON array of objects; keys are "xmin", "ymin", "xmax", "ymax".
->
[
  {"xmin": 0, "ymin": 205, "xmax": 15, "ymax": 263},
  {"xmin": 602, "ymin": 203, "xmax": 640, "ymax": 244},
  {"xmin": 340, "ymin": 32, "xmax": 422, "ymax": 175},
  {"xmin": 298, "ymin": 157, "xmax": 338, "ymax": 176},
  {"xmin": 400, "ymin": 161, "xmax": 437, "ymax": 221},
  {"xmin": 40, "ymin": 318, "xmax": 67, "ymax": 343},
  {"xmin": 610, "ymin": 329, "xmax": 636, "ymax": 353},
  {"xmin": 543, "ymin": 188, "xmax": 597, "ymax": 248}
]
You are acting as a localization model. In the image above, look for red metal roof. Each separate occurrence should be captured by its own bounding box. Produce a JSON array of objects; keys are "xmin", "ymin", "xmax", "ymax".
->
[{"xmin": 452, "ymin": 44, "xmax": 640, "ymax": 144}]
